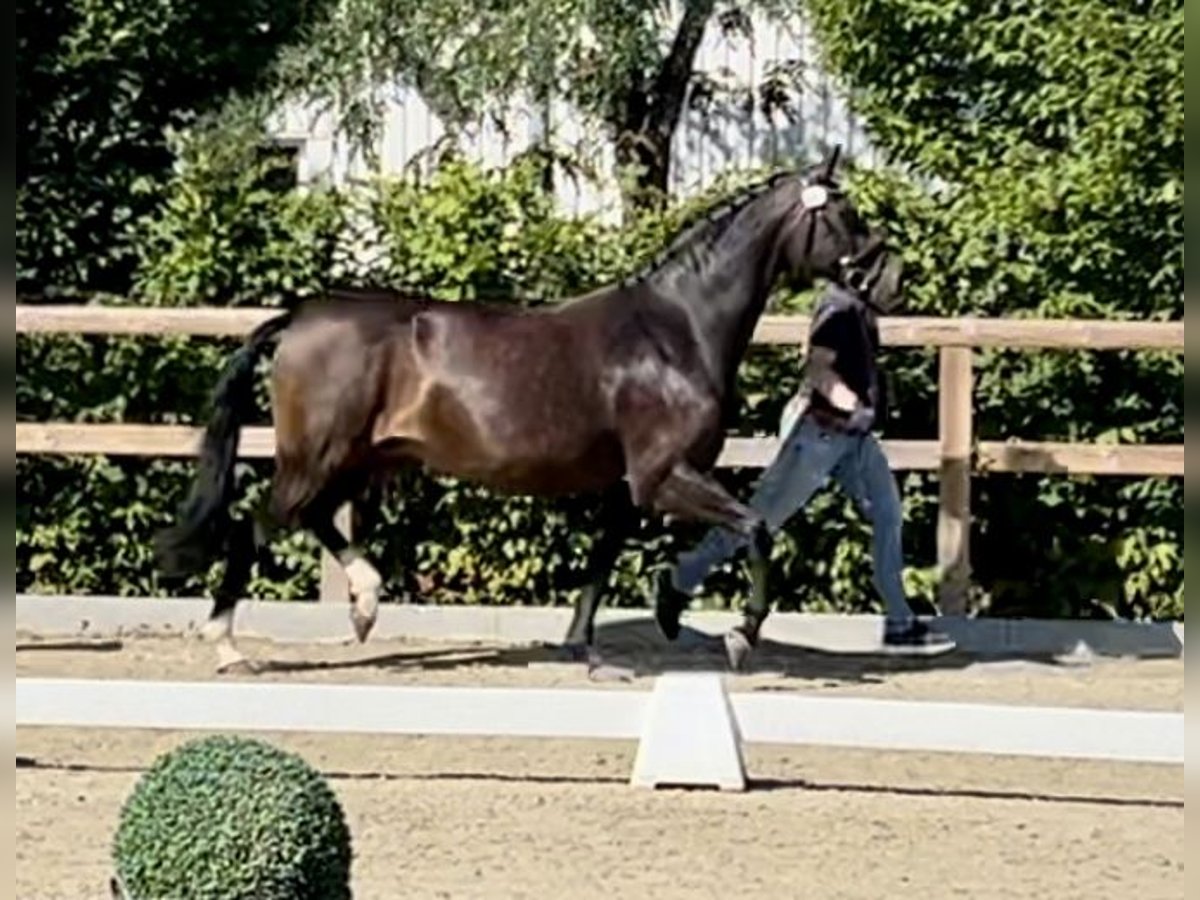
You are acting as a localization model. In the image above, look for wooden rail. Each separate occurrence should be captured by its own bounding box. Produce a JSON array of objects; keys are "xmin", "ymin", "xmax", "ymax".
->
[
  {"xmin": 17, "ymin": 422, "xmax": 1185, "ymax": 477},
  {"xmin": 18, "ymin": 305, "xmax": 1187, "ymax": 350},
  {"xmin": 16, "ymin": 305, "xmax": 1185, "ymax": 611},
  {"xmin": 12, "ymin": 423, "xmax": 944, "ymax": 471}
]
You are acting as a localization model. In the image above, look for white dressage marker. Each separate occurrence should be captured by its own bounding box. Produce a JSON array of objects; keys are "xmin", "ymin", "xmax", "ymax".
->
[{"xmin": 631, "ymin": 673, "xmax": 746, "ymax": 791}]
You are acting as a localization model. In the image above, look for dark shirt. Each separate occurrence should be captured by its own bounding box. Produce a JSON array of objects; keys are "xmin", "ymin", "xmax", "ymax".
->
[{"xmin": 802, "ymin": 285, "xmax": 886, "ymax": 427}]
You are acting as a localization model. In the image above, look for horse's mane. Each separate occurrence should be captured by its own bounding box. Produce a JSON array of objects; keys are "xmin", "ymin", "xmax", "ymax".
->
[{"xmin": 620, "ymin": 168, "xmax": 810, "ymax": 288}]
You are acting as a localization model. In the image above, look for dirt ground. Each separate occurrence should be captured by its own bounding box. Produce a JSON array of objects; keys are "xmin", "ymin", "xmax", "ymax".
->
[
  {"xmin": 15, "ymin": 632, "xmax": 1185, "ymax": 899},
  {"xmin": 15, "ymin": 629, "xmax": 1186, "ymax": 711}
]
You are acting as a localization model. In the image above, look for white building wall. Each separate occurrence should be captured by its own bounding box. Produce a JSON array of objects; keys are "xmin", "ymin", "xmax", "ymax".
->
[{"xmin": 267, "ymin": 9, "xmax": 874, "ymax": 218}]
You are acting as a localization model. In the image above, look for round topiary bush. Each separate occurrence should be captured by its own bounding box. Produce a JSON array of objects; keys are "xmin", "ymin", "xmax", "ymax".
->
[{"xmin": 113, "ymin": 735, "xmax": 352, "ymax": 900}]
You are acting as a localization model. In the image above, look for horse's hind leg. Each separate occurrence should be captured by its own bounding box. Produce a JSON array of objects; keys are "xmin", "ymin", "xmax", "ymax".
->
[
  {"xmin": 203, "ymin": 517, "xmax": 265, "ymax": 674},
  {"xmin": 646, "ymin": 462, "xmax": 773, "ymax": 672},
  {"xmin": 301, "ymin": 481, "xmax": 383, "ymax": 643}
]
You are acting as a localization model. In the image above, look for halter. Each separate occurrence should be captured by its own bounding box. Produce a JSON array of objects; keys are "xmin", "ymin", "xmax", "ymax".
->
[
  {"xmin": 785, "ymin": 182, "xmax": 893, "ymax": 311},
  {"xmin": 837, "ymin": 234, "xmax": 890, "ymax": 304},
  {"xmin": 788, "ymin": 181, "xmax": 831, "ymax": 267},
  {"xmin": 785, "ymin": 181, "xmax": 871, "ymax": 280}
]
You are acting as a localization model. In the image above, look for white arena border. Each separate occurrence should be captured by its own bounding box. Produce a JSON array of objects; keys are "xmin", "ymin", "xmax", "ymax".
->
[
  {"xmin": 16, "ymin": 676, "xmax": 1183, "ymax": 768},
  {"xmin": 16, "ymin": 594, "xmax": 1186, "ymax": 659}
]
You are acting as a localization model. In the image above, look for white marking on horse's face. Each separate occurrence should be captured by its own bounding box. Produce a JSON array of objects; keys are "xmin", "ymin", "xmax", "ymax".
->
[{"xmin": 800, "ymin": 185, "xmax": 829, "ymax": 210}]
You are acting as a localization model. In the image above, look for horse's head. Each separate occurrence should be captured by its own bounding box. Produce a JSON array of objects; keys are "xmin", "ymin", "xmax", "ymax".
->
[{"xmin": 777, "ymin": 146, "xmax": 905, "ymax": 312}]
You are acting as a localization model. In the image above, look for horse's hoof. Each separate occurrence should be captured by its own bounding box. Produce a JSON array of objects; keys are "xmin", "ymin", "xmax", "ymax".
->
[
  {"xmin": 569, "ymin": 645, "xmax": 633, "ymax": 682},
  {"xmin": 214, "ymin": 644, "xmax": 260, "ymax": 675},
  {"xmin": 350, "ymin": 608, "xmax": 376, "ymax": 643},
  {"xmin": 200, "ymin": 618, "xmax": 228, "ymax": 643},
  {"xmin": 216, "ymin": 658, "xmax": 262, "ymax": 676},
  {"xmin": 588, "ymin": 661, "xmax": 636, "ymax": 683},
  {"xmin": 545, "ymin": 642, "xmax": 589, "ymax": 663},
  {"xmin": 724, "ymin": 628, "xmax": 755, "ymax": 673}
]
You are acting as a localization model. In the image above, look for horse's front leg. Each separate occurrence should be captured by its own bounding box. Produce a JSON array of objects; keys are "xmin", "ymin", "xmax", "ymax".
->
[
  {"xmin": 643, "ymin": 461, "xmax": 774, "ymax": 672},
  {"xmin": 303, "ymin": 491, "xmax": 382, "ymax": 643}
]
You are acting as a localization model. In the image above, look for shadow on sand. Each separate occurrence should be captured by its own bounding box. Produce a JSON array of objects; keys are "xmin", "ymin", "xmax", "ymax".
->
[{"xmin": 227, "ymin": 616, "xmax": 1003, "ymax": 685}]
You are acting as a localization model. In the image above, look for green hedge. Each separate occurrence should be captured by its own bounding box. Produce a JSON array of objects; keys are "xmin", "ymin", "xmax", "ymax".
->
[
  {"xmin": 16, "ymin": 0, "xmax": 326, "ymax": 293},
  {"xmin": 16, "ymin": 147, "xmax": 1183, "ymax": 619}
]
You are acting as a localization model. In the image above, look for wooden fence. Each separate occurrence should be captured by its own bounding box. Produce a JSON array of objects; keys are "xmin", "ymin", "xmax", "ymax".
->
[{"xmin": 16, "ymin": 305, "xmax": 1185, "ymax": 614}]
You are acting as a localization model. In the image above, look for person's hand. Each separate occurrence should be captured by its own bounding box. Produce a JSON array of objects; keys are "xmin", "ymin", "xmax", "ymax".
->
[
  {"xmin": 845, "ymin": 405, "xmax": 876, "ymax": 433},
  {"xmin": 826, "ymin": 380, "xmax": 859, "ymax": 412}
]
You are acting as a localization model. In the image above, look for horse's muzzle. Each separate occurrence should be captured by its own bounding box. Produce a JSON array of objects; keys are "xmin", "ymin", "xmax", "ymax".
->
[{"xmin": 867, "ymin": 254, "xmax": 905, "ymax": 313}]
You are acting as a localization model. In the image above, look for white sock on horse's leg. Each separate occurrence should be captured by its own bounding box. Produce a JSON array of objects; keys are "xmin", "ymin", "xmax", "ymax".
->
[
  {"xmin": 341, "ymin": 551, "xmax": 382, "ymax": 641},
  {"xmin": 201, "ymin": 608, "xmax": 250, "ymax": 672}
]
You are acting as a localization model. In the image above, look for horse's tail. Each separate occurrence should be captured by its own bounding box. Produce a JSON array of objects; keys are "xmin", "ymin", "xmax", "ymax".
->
[{"xmin": 156, "ymin": 310, "xmax": 294, "ymax": 577}]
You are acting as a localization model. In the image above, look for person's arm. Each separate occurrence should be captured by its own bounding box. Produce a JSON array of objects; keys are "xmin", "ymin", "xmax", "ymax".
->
[
  {"xmin": 806, "ymin": 346, "xmax": 860, "ymax": 412},
  {"xmin": 807, "ymin": 344, "xmax": 876, "ymax": 431}
]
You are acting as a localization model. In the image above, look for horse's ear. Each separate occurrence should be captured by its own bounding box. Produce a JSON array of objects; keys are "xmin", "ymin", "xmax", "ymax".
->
[{"xmin": 820, "ymin": 144, "xmax": 842, "ymax": 182}]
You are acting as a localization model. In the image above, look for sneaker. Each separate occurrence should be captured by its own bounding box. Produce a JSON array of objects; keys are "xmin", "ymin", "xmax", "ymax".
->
[{"xmin": 882, "ymin": 619, "xmax": 957, "ymax": 656}]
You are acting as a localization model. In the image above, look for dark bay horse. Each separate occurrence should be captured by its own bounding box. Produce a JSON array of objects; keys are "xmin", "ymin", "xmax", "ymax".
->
[{"xmin": 157, "ymin": 150, "xmax": 903, "ymax": 673}]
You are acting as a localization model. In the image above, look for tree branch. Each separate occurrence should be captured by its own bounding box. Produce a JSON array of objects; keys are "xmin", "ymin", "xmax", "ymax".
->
[
  {"xmin": 648, "ymin": 0, "xmax": 719, "ymax": 140},
  {"xmin": 611, "ymin": 0, "xmax": 718, "ymax": 207}
]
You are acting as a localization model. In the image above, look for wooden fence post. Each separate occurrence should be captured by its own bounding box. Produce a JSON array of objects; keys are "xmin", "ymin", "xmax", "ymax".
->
[
  {"xmin": 318, "ymin": 503, "xmax": 353, "ymax": 604},
  {"xmin": 937, "ymin": 347, "xmax": 973, "ymax": 616}
]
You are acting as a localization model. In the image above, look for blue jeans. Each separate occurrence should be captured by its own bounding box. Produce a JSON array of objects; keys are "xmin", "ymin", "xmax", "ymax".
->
[{"xmin": 672, "ymin": 416, "xmax": 915, "ymax": 627}]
